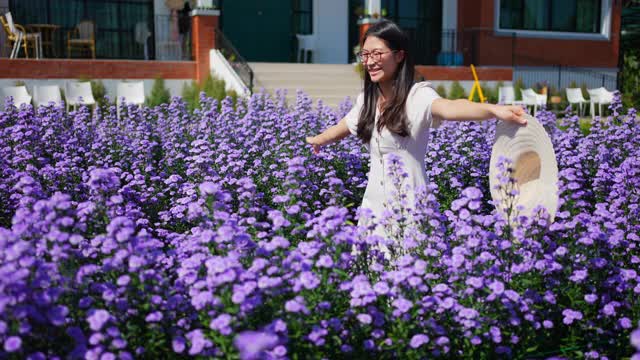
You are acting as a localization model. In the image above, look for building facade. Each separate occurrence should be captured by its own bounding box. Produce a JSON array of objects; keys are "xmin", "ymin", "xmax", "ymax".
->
[{"xmin": 2, "ymin": 0, "xmax": 621, "ymax": 89}]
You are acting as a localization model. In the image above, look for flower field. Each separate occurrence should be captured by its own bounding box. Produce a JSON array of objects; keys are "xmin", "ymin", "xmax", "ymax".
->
[{"xmin": 0, "ymin": 91, "xmax": 639, "ymax": 359}]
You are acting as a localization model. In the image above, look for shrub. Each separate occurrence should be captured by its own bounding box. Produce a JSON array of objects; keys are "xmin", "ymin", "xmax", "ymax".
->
[
  {"xmin": 181, "ymin": 74, "xmax": 237, "ymax": 112},
  {"xmin": 448, "ymin": 80, "xmax": 466, "ymax": 99},
  {"xmin": 146, "ymin": 76, "xmax": 171, "ymax": 107},
  {"xmin": 513, "ymin": 77, "xmax": 525, "ymax": 101},
  {"xmin": 435, "ymin": 84, "xmax": 447, "ymax": 99}
]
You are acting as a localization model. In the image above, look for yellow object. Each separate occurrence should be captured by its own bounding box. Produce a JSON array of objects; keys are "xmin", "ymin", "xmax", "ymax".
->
[
  {"xmin": 1, "ymin": 14, "xmax": 40, "ymax": 58},
  {"xmin": 468, "ymin": 64, "xmax": 487, "ymax": 103}
]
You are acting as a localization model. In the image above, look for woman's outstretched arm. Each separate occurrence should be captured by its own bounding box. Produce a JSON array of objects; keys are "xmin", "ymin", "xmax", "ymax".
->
[
  {"xmin": 432, "ymin": 98, "xmax": 528, "ymax": 125},
  {"xmin": 305, "ymin": 118, "xmax": 352, "ymax": 154}
]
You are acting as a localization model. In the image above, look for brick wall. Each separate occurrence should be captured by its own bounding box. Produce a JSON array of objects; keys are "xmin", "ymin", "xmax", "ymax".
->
[
  {"xmin": 0, "ymin": 59, "xmax": 196, "ymax": 79},
  {"xmin": 415, "ymin": 66, "xmax": 512, "ymax": 81},
  {"xmin": 457, "ymin": 0, "xmax": 621, "ymax": 68}
]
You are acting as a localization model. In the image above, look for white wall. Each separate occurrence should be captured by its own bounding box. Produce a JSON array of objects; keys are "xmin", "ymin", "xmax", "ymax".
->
[
  {"xmin": 312, "ymin": 0, "xmax": 348, "ymax": 64},
  {"xmin": 209, "ymin": 49, "xmax": 250, "ymax": 96}
]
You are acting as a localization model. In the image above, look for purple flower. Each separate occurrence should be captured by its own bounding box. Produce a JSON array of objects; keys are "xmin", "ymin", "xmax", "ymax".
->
[
  {"xmin": 186, "ymin": 329, "xmax": 209, "ymax": 355},
  {"xmin": 392, "ymin": 298, "xmax": 413, "ymax": 314},
  {"xmin": 210, "ymin": 313, "xmax": 232, "ymax": 333},
  {"xmin": 357, "ymin": 313, "xmax": 372, "ymax": 325},
  {"xmin": 562, "ymin": 309, "xmax": 583, "ymax": 325},
  {"xmin": 172, "ymin": 337, "xmax": 186, "ymax": 353},
  {"xmin": 373, "ymin": 281, "xmax": 390, "ymax": 295},
  {"xmin": 234, "ymin": 331, "xmax": 279, "ymax": 360},
  {"xmin": 459, "ymin": 308, "xmax": 478, "ymax": 319},
  {"xmin": 569, "ymin": 269, "xmax": 588, "ymax": 282},
  {"xmin": 87, "ymin": 309, "xmax": 111, "ymax": 331},
  {"xmin": 199, "ymin": 181, "xmax": 220, "ymax": 195},
  {"xmin": 316, "ymin": 255, "xmax": 334, "ymax": 268},
  {"xmin": 584, "ymin": 294, "xmax": 598, "ymax": 304},
  {"xmin": 631, "ymin": 329, "xmax": 640, "ymax": 349},
  {"xmin": 4, "ymin": 336, "xmax": 21, "ymax": 352},
  {"xmin": 299, "ymin": 271, "xmax": 320, "ymax": 290},
  {"xmin": 410, "ymin": 334, "xmax": 430, "ymax": 348},
  {"xmin": 145, "ymin": 311, "xmax": 163, "ymax": 323},
  {"xmin": 489, "ymin": 280, "xmax": 505, "ymax": 295}
]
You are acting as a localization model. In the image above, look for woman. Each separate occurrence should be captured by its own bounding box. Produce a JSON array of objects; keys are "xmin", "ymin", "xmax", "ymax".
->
[{"xmin": 305, "ymin": 20, "xmax": 526, "ymax": 258}]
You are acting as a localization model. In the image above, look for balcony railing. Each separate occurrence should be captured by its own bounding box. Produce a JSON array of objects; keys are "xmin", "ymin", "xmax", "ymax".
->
[
  {"xmin": 1, "ymin": 4, "xmax": 193, "ymax": 61},
  {"xmin": 215, "ymin": 29, "xmax": 253, "ymax": 93}
]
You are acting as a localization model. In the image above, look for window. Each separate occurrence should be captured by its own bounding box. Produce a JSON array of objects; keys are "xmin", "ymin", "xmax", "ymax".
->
[
  {"xmin": 294, "ymin": 0, "xmax": 313, "ymax": 34},
  {"xmin": 499, "ymin": 0, "xmax": 602, "ymax": 33},
  {"xmin": 9, "ymin": 0, "xmax": 154, "ymax": 59}
]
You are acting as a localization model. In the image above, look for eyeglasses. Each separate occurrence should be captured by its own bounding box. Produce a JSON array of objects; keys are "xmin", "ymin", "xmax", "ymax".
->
[{"xmin": 356, "ymin": 50, "xmax": 397, "ymax": 63}]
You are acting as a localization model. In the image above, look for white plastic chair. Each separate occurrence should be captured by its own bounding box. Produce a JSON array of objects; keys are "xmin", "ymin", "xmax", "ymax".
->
[
  {"xmin": 521, "ymin": 88, "xmax": 547, "ymax": 115},
  {"xmin": 33, "ymin": 85, "xmax": 62, "ymax": 108},
  {"xmin": 65, "ymin": 81, "xmax": 96, "ymax": 112},
  {"xmin": 116, "ymin": 81, "xmax": 145, "ymax": 119},
  {"xmin": 566, "ymin": 88, "xmax": 587, "ymax": 117},
  {"xmin": 2, "ymin": 85, "xmax": 32, "ymax": 109},
  {"xmin": 296, "ymin": 34, "xmax": 316, "ymax": 63},
  {"xmin": 497, "ymin": 86, "xmax": 523, "ymax": 105},
  {"xmin": 587, "ymin": 87, "xmax": 614, "ymax": 118}
]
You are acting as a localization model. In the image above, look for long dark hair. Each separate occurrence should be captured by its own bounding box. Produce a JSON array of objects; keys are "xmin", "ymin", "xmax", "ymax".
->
[{"xmin": 357, "ymin": 19, "xmax": 415, "ymax": 144}]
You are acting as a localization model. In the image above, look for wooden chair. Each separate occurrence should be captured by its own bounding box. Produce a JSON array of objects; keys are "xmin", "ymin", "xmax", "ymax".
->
[
  {"xmin": 1, "ymin": 12, "xmax": 42, "ymax": 58},
  {"xmin": 67, "ymin": 20, "xmax": 96, "ymax": 58}
]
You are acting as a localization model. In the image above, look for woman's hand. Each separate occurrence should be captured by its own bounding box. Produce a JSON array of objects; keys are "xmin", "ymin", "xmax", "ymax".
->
[
  {"xmin": 305, "ymin": 136, "xmax": 323, "ymax": 155},
  {"xmin": 492, "ymin": 104, "xmax": 527, "ymax": 125}
]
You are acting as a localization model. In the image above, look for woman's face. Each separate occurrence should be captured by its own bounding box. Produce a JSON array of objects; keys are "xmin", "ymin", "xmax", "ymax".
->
[{"xmin": 361, "ymin": 36, "xmax": 404, "ymax": 84}]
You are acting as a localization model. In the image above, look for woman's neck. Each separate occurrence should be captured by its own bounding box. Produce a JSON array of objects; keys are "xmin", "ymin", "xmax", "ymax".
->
[{"xmin": 378, "ymin": 81, "xmax": 393, "ymax": 102}]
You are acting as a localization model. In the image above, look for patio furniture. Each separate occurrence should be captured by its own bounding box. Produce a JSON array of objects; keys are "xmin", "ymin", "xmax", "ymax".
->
[
  {"xmin": 521, "ymin": 88, "xmax": 547, "ymax": 115},
  {"xmin": 296, "ymin": 34, "xmax": 316, "ymax": 63},
  {"xmin": 1, "ymin": 12, "xmax": 42, "ymax": 59},
  {"xmin": 33, "ymin": 85, "xmax": 62, "ymax": 108},
  {"xmin": 65, "ymin": 81, "xmax": 95, "ymax": 112},
  {"xmin": 67, "ymin": 20, "xmax": 96, "ymax": 58},
  {"xmin": 497, "ymin": 86, "xmax": 523, "ymax": 105},
  {"xmin": 1, "ymin": 85, "xmax": 32, "ymax": 109},
  {"xmin": 566, "ymin": 88, "xmax": 588, "ymax": 116},
  {"xmin": 116, "ymin": 81, "xmax": 145, "ymax": 119},
  {"xmin": 587, "ymin": 87, "xmax": 614, "ymax": 118},
  {"xmin": 26, "ymin": 24, "xmax": 60, "ymax": 58}
]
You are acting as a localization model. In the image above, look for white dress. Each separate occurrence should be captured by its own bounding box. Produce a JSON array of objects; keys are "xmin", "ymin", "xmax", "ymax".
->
[{"xmin": 344, "ymin": 81, "xmax": 442, "ymax": 258}]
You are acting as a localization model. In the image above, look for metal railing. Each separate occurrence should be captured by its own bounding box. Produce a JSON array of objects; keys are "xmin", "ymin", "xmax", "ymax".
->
[
  {"xmin": 514, "ymin": 65, "xmax": 618, "ymax": 91},
  {"xmin": 215, "ymin": 29, "xmax": 253, "ymax": 93},
  {"xmin": 438, "ymin": 29, "xmax": 463, "ymax": 65}
]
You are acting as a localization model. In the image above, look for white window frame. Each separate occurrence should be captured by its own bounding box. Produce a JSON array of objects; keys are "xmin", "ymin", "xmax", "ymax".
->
[{"xmin": 494, "ymin": 0, "xmax": 612, "ymax": 41}]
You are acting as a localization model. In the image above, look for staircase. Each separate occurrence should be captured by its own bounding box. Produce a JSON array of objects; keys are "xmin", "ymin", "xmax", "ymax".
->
[{"xmin": 248, "ymin": 62, "xmax": 363, "ymax": 108}]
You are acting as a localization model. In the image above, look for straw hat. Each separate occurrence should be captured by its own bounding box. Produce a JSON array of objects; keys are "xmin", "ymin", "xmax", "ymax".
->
[{"xmin": 489, "ymin": 113, "xmax": 559, "ymax": 223}]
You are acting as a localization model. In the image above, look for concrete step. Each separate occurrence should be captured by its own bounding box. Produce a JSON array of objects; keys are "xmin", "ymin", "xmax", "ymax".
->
[
  {"xmin": 249, "ymin": 62, "xmax": 360, "ymax": 73},
  {"xmin": 249, "ymin": 62, "xmax": 362, "ymax": 108}
]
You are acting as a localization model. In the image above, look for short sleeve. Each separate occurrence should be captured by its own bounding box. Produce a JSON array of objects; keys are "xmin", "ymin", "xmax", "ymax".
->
[
  {"xmin": 344, "ymin": 92, "xmax": 364, "ymax": 136},
  {"xmin": 412, "ymin": 82, "xmax": 443, "ymax": 130}
]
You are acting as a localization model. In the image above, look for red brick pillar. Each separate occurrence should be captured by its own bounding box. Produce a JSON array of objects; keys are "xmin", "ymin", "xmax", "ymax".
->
[
  {"xmin": 191, "ymin": 9, "xmax": 220, "ymax": 85},
  {"xmin": 357, "ymin": 17, "xmax": 380, "ymax": 45}
]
